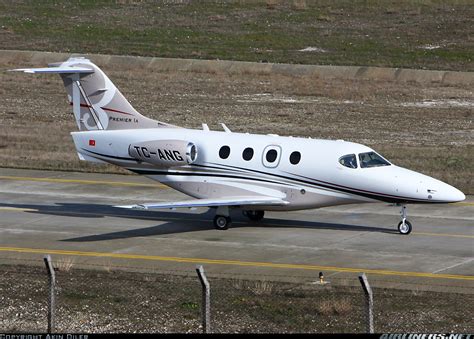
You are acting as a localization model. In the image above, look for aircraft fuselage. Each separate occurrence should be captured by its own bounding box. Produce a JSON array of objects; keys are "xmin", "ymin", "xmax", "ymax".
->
[{"xmin": 71, "ymin": 128, "xmax": 465, "ymax": 211}]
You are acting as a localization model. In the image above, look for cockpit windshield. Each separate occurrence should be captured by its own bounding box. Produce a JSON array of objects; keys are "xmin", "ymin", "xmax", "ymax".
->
[{"xmin": 358, "ymin": 152, "xmax": 391, "ymax": 168}]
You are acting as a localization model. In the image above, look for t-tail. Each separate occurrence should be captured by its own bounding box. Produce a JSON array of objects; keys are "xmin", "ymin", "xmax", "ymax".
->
[{"xmin": 11, "ymin": 56, "xmax": 177, "ymax": 131}]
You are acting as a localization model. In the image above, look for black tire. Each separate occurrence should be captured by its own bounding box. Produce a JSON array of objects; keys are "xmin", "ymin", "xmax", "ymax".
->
[
  {"xmin": 398, "ymin": 220, "xmax": 412, "ymax": 235},
  {"xmin": 214, "ymin": 215, "xmax": 231, "ymax": 230},
  {"xmin": 244, "ymin": 210, "xmax": 265, "ymax": 221}
]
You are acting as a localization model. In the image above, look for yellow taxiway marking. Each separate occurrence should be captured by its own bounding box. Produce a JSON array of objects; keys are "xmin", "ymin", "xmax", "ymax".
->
[
  {"xmin": 0, "ymin": 246, "xmax": 472, "ymax": 281},
  {"xmin": 453, "ymin": 202, "xmax": 474, "ymax": 206},
  {"xmin": 0, "ymin": 175, "xmax": 167, "ymax": 189}
]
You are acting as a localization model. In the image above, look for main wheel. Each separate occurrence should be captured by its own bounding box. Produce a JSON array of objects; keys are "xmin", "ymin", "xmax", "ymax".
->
[
  {"xmin": 214, "ymin": 215, "xmax": 231, "ymax": 230},
  {"xmin": 398, "ymin": 220, "xmax": 412, "ymax": 235},
  {"xmin": 243, "ymin": 210, "xmax": 265, "ymax": 221}
]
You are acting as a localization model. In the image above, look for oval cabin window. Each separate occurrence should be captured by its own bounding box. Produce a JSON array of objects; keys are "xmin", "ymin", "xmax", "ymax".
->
[
  {"xmin": 266, "ymin": 149, "xmax": 278, "ymax": 163},
  {"xmin": 219, "ymin": 146, "xmax": 231, "ymax": 159},
  {"xmin": 289, "ymin": 151, "xmax": 301, "ymax": 165},
  {"xmin": 242, "ymin": 147, "xmax": 254, "ymax": 161}
]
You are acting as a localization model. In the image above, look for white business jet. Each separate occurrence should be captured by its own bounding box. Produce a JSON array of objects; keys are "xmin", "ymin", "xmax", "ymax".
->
[{"xmin": 12, "ymin": 57, "xmax": 465, "ymax": 234}]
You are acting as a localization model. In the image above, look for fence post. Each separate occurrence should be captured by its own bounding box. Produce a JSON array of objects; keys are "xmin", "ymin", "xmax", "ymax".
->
[
  {"xmin": 43, "ymin": 255, "xmax": 56, "ymax": 333},
  {"xmin": 358, "ymin": 273, "xmax": 374, "ymax": 333},
  {"xmin": 196, "ymin": 265, "xmax": 210, "ymax": 333}
]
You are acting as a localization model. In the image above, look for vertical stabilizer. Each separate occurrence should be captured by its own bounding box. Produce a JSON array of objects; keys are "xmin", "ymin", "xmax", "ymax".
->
[{"xmin": 12, "ymin": 57, "xmax": 178, "ymax": 131}]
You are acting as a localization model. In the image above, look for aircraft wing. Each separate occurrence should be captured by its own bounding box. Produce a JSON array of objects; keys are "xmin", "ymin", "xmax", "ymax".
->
[{"xmin": 115, "ymin": 196, "xmax": 289, "ymax": 210}]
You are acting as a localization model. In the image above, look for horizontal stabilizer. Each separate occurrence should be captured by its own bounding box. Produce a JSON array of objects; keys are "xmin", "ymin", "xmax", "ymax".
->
[
  {"xmin": 9, "ymin": 66, "xmax": 94, "ymax": 74},
  {"xmin": 115, "ymin": 196, "xmax": 288, "ymax": 210}
]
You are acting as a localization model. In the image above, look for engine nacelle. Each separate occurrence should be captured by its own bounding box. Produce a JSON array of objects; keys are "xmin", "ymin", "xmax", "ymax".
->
[{"xmin": 128, "ymin": 140, "xmax": 197, "ymax": 167}]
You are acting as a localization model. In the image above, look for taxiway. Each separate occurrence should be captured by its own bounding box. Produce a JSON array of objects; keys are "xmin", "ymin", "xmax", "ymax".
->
[{"xmin": 0, "ymin": 168, "xmax": 472, "ymax": 291}]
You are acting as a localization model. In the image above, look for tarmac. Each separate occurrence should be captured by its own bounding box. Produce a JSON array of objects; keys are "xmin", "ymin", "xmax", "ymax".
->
[{"xmin": 0, "ymin": 168, "xmax": 472, "ymax": 292}]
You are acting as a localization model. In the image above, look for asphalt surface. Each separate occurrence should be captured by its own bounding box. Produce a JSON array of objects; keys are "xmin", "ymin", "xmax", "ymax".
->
[{"xmin": 0, "ymin": 168, "xmax": 472, "ymax": 292}]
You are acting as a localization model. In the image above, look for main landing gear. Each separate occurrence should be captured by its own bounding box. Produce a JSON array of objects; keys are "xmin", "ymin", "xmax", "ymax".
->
[
  {"xmin": 213, "ymin": 207, "xmax": 266, "ymax": 230},
  {"xmin": 397, "ymin": 205, "xmax": 412, "ymax": 235},
  {"xmin": 213, "ymin": 206, "xmax": 231, "ymax": 230},
  {"xmin": 213, "ymin": 215, "xmax": 231, "ymax": 230}
]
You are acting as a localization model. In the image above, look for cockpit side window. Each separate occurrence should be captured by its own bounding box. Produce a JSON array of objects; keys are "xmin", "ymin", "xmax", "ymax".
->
[
  {"xmin": 339, "ymin": 154, "xmax": 357, "ymax": 169},
  {"xmin": 358, "ymin": 151, "xmax": 391, "ymax": 168}
]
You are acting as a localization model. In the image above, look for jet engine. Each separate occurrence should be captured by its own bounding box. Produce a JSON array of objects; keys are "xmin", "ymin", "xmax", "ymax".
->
[{"xmin": 128, "ymin": 140, "xmax": 197, "ymax": 167}]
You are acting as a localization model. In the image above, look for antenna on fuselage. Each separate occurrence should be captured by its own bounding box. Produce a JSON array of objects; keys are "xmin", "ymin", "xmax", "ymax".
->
[{"xmin": 221, "ymin": 123, "xmax": 232, "ymax": 133}]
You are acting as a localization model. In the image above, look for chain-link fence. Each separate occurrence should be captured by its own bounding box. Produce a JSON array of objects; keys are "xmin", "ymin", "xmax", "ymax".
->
[{"xmin": 0, "ymin": 258, "xmax": 472, "ymax": 333}]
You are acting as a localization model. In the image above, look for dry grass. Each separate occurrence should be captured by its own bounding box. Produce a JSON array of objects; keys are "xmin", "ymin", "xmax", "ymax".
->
[
  {"xmin": 232, "ymin": 279, "xmax": 275, "ymax": 296},
  {"xmin": 103, "ymin": 259, "xmax": 114, "ymax": 273},
  {"xmin": 249, "ymin": 280, "xmax": 275, "ymax": 296},
  {"xmin": 317, "ymin": 297, "xmax": 353, "ymax": 316},
  {"xmin": 56, "ymin": 256, "xmax": 75, "ymax": 272},
  {"xmin": 411, "ymin": 289, "xmax": 425, "ymax": 297},
  {"xmin": 292, "ymin": 0, "xmax": 307, "ymax": 10},
  {"xmin": 265, "ymin": 0, "xmax": 280, "ymax": 10}
]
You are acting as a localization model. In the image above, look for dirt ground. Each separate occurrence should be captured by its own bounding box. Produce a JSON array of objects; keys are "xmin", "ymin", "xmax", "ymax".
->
[
  {"xmin": 0, "ymin": 59, "xmax": 472, "ymax": 193},
  {"xmin": 0, "ymin": 263, "xmax": 472, "ymax": 333}
]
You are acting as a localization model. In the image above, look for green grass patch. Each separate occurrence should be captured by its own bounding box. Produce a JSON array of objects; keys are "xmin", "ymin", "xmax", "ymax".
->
[{"xmin": 0, "ymin": 0, "xmax": 472, "ymax": 70}]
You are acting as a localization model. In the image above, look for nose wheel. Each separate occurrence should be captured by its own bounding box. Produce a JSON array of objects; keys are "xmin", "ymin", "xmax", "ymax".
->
[
  {"xmin": 398, "ymin": 205, "xmax": 412, "ymax": 235},
  {"xmin": 398, "ymin": 220, "xmax": 412, "ymax": 235}
]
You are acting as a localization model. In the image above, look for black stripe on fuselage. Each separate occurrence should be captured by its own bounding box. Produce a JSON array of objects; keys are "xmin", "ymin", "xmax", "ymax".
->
[
  {"xmin": 81, "ymin": 148, "xmax": 138, "ymax": 162},
  {"xmin": 201, "ymin": 162, "xmax": 436, "ymax": 204},
  {"xmin": 129, "ymin": 168, "xmax": 296, "ymax": 188},
  {"xmin": 81, "ymin": 149, "xmax": 281, "ymax": 187},
  {"xmin": 81, "ymin": 149, "xmax": 435, "ymax": 204},
  {"xmin": 129, "ymin": 165, "xmax": 389, "ymax": 203}
]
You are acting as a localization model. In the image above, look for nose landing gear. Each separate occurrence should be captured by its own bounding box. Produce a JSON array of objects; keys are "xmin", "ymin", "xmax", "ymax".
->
[{"xmin": 397, "ymin": 205, "xmax": 412, "ymax": 235}]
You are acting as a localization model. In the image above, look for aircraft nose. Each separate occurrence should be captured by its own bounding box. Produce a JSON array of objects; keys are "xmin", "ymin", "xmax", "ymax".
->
[
  {"xmin": 444, "ymin": 186, "xmax": 465, "ymax": 202},
  {"xmin": 391, "ymin": 166, "xmax": 465, "ymax": 203},
  {"xmin": 427, "ymin": 181, "xmax": 465, "ymax": 203}
]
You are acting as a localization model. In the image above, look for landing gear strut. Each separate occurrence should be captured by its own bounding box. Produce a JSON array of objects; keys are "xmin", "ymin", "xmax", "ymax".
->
[
  {"xmin": 243, "ymin": 210, "xmax": 265, "ymax": 221},
  {"xmin": 213, "ymin": 206, "xmax": 231, "ymax": 230},
  {"xmin": 397, "ymin": 205, "xmax": 412, "ymax": 235}
]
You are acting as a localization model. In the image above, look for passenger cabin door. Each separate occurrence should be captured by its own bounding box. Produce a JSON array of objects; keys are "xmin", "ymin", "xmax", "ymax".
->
[{"xmin": 262, "ymin": 145, "xmax": 281, "ymax": 168}]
